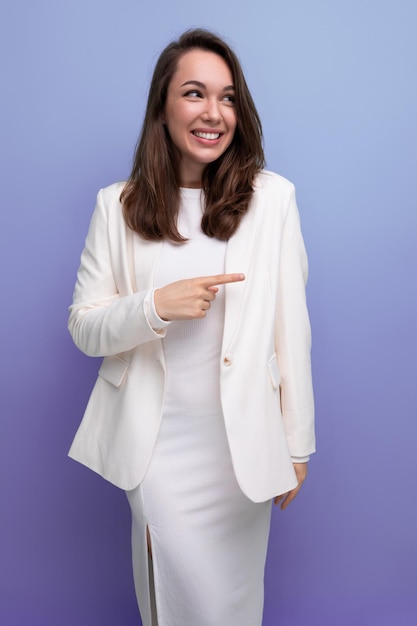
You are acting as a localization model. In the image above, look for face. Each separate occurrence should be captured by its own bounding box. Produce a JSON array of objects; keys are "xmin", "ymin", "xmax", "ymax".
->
[{"xmin": 164, "ymin": 49, "xmax": 237, "ymax": 187}]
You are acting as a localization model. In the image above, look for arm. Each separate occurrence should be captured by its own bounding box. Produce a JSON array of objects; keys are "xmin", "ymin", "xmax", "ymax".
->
[
  {"xmin": 275, "ymin": 185, "xmax": 315, "ymax": 457},
  {"xmin": 68, "ymin": 189, "xmax": 165, "ymax": 357},
  {"xmin": 68, "ymin": 189, "xmax": 246, "ymax": 357},
  {"xmin": 274, "ymin": 186, "xmax": 315, "ymax": 506}
]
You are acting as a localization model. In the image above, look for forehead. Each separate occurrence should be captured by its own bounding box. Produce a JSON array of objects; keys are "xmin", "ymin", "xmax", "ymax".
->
[{"xmin": 171, "ymin": 49, "xmax": 233, "ymax": 85}]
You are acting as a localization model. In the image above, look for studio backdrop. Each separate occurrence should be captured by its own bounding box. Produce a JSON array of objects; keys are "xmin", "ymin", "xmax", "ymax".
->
[{"xmin": 1, "ymin": 1, "xmax": 416, "ymax": 624}]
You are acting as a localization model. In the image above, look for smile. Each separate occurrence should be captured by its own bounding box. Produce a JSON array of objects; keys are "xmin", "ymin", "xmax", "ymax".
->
[{"xmin": 192, "ymin": 131, "xmax": 221, "ymax": 140}]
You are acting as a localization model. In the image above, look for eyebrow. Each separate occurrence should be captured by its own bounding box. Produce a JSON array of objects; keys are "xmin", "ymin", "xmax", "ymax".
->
[{"xmin": 180, "ymin": 80, "xmax": 235, "ymax": 91}]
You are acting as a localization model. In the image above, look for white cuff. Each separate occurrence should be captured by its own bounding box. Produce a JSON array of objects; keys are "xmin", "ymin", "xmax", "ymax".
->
[
  {"xmin": 291, "ymin": 456, "xmax": 310, "ymax": 464},
  {"xmin": 143, "ymin": 289, "xmax": 171, "ymax": 335}
]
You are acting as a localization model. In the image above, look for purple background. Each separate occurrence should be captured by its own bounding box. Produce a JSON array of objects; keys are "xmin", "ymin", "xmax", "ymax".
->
[{"xmin": 1, "ymin": 1, "xmax": 416, "ymax": 624}]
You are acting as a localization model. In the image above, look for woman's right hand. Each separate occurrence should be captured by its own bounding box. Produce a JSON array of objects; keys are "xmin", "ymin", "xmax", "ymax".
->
[{"xmin": 154, "ymin": 273, "xmax": 245, "ymax": 321}]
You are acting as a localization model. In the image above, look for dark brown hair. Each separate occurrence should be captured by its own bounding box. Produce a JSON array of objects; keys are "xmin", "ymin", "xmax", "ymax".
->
[{"xmin": 121, "ymin": 28, "xmax": 265, "ymax": 242}]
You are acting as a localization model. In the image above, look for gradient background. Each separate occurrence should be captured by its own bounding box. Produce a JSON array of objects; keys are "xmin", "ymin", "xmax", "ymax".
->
[{"xmin": 1, "ymin": 1, "xmax": 416, "ymax": 624}]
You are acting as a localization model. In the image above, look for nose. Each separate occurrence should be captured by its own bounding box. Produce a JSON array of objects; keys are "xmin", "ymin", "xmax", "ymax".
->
[{"xmin": 202, "ymin": 97, "xmax": 221, "ymax": 123}]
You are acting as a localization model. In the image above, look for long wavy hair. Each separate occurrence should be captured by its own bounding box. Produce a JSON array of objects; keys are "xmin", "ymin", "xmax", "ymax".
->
[{"xmin": 121, "ymin": 29, "xmax": 265, "ymax": 242}]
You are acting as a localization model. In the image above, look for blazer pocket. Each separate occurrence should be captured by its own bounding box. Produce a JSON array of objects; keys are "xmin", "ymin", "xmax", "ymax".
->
[
  {"xmin": 98, "ymin": 355, "xmax": 129, "ymax": 387},
  {"xmin": 267, "ymin": 354, "xmax": 281, "ymax": 390}
]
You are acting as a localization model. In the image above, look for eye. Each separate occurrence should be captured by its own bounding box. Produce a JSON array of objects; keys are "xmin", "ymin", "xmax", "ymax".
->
[
  {"xmin": 184, "ymin": 89, "xmax": 203, "ymax": 98},
  {"xmin": 222, "ymin": 94, "xmax": 235, "ymax": 104}
]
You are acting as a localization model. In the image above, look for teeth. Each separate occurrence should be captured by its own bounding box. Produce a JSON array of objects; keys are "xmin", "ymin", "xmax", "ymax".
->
[{"xmin": 193, "ymin": 131, "xmax": 220, "ymax": 140}]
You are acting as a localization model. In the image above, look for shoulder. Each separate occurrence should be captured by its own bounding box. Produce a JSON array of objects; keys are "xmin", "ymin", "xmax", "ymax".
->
[
  {"xmin": 86, "ymin": 182, "xmax": 127, "ymax": 235},
  {"xmin": 251, "ymin": 171, "xmax": 297, "ymax": 223},
  {"xmin": 92, "ymin": 182, "xmax": 127, "ymax": 226},
  {"xmin": 98, "ymin": 181, "xmax": 127, "ymax": 207},
  {"xmin": 253, "ymin": 170, "xmax": 295, "ymax": 198}
]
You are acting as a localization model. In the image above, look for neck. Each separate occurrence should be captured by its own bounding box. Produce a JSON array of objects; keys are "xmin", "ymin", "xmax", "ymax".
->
[
  {"xmin": 181, "ymin": 182, "xmax": 201, "ymax": 189},
  {"xmin": 178, "ymin": 160, "xmax": 204, "ymax": 188}
]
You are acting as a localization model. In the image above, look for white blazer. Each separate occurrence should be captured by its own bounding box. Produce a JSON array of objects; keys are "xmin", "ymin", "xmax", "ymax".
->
[{"xmin": 68, "ymin": 170, "xmax": 315, "ymax": 502}]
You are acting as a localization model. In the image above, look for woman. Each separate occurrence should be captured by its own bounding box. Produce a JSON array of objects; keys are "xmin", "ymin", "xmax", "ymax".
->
[{"xmin": 68, "ymin": 28, "xmax": 315, "ymax": 626}]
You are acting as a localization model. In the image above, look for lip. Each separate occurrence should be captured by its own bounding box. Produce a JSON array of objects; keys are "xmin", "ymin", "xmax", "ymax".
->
[{"xmin": 191, "ymin": 129, "xmax": 225, "ymax": 144}]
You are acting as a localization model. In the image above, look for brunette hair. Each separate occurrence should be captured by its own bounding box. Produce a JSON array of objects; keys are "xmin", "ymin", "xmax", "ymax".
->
[{"xmin": 121, "ymin": 28, "xmax": 265, "ymax": 242}]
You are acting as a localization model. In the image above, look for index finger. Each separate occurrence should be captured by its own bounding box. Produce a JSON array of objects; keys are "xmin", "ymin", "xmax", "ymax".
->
[{"xmin": 200, "ymin": 273, "xmax": 245, "ymax": 287}]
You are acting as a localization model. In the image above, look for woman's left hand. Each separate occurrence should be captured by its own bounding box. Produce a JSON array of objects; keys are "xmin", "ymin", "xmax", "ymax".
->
[{"xmin": 274, "ymin": 462, "xmax": 308, "ymax": 510}]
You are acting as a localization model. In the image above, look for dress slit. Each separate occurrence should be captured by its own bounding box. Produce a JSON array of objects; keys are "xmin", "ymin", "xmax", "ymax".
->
[
  {"xmin": 146, "ymin": 526, "xmax": 159, "ymax": 626},
  {"xmin": 127, "ymin": 489, "xmax": 158, "ymax": 626}
]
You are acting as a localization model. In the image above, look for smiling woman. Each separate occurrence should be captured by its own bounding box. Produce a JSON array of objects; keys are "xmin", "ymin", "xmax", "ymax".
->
[
  {"xmin": 120, "ymin": 29, "xmax": 264, "ymax": 243},
  {"xmin": 68, "ymin": 28, "xmax": 315, "ymax": 626},
  {"xmin": 163, "ymin": 49, "xmax": 237, "ymax": 187}
]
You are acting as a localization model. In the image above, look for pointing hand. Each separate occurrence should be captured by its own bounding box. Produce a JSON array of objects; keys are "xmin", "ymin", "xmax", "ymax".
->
[{"xmin": 154, "ymin": 273, "xmax": 245, "ymax": 321}]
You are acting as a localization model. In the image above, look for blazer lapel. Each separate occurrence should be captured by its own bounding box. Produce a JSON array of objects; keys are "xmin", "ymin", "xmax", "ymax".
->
[
  {"xmin": 223, "ymin": 200, "xmax": 260, "ymax": 349},
  {"xmin": 131, "ymin": 233, "xmax": 164, "ymax": 364},
  {"xmin": 132, "ymin": 234, "xmax": 163, "ymax": 292}
]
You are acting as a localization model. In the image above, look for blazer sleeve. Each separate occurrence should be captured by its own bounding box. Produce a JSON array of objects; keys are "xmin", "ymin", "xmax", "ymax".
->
[
  {"xmin": 68, "ymin": 188, "xmax": 165, "ymax": 357},
  {"xmin": 275, "ymin": 185, "xmax": 316, "ymax": 458}
]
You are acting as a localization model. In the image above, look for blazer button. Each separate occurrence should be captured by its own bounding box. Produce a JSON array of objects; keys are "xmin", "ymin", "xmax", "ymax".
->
[{"xmin": 223, "ymin": 354, "xmax": 232, "ymax": 366}]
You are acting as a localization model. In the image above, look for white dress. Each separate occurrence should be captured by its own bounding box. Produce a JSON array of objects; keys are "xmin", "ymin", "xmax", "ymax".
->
[{"xmin": 126, "ymin": 188, "xmax": 272, "ymax": 626}]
